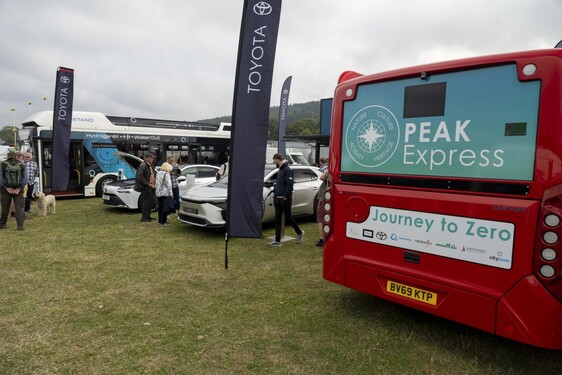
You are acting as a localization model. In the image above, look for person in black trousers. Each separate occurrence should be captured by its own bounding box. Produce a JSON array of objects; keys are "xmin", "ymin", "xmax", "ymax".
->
[
  {"xmin": 267, "ymin": 153, "xmax": 304, "ymax": 247},
  {"xmin": 134, "ymin": 153, "xmax": 156, "ymax": 222}
]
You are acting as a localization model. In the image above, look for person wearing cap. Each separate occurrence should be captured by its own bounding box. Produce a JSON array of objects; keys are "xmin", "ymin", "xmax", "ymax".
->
[
  {"xmin": 134, "ymin": 153, "xmax": 156, "ymax": 222},
  {"xmin": 0, "ymin": 148, "xmax": 28, "ymax": 230}
]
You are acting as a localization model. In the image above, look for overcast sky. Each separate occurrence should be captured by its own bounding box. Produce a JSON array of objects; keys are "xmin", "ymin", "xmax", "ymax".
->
[{"xmin": 0, "ymin": 0, "xmax": 560, "ymax": 127}]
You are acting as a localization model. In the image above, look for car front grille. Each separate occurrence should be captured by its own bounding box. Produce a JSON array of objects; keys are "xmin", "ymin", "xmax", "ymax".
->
[
  {"xmin": 178, "ymin": 214, "xmax": 208, "ymax": 226},
  {"xmin": 104, "ymin": 195, "xmax": 126, "ymax": 206}
]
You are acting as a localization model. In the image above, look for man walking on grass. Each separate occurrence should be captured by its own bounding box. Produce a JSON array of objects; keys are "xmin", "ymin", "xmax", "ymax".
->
[{"xmin": 267, "ymin": 153, "xmax": 304, "ymax": 247}]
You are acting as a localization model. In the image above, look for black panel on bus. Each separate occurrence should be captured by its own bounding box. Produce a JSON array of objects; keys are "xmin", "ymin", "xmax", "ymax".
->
[{"xmin": 403, "ymin": 82, "xmax": 447, "ymax": 118}]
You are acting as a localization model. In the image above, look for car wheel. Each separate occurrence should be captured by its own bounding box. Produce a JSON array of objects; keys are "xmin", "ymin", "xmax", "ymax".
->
[
  {"xmin": 96, "ymin": 175, "xmax": 117, "ymax": 197},
  {"xmin": 312, "ymin": 196, "xmax": 319, "ymax": 219},
  {"xmin": 151, "ymin": 196, "xmax": 159, "ymax": 212}
]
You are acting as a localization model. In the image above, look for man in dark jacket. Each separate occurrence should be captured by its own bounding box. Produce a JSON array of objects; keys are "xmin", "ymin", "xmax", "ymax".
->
[
  {"xmin": 0, "ymin": 148, "xmax": 28, "ymax": 230},
  {"xmin": 134, "ymin": 153, "xmax": 156, "ymax": 222},
  {"xmin": 267, "ymin": 153, "xmax": 304, "ymax": 247}
]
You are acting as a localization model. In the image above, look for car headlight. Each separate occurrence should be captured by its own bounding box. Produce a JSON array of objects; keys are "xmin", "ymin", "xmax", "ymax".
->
[{"xmin": 209, "ymin": 200, "xmax": 228, "ymax": 210}]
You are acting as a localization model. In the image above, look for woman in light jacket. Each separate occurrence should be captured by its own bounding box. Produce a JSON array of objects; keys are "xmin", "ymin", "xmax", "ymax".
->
[{"xmin": 155, "ymin": 162, "xmax": 174, "ymax": 225}]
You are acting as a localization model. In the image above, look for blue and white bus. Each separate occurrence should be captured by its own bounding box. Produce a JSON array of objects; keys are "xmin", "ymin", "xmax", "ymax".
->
[{"xmin": 19, "ymin": 111, "xmax": 231, "ymax": 197}]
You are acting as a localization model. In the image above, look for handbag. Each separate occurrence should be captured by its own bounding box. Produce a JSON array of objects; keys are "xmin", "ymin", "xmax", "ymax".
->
[{"xmin": 163, "ymin": 196, "xmax": 177, "ymax": 215}]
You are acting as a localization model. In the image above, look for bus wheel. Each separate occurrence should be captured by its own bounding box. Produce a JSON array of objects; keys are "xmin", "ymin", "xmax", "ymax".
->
[{"xmin": 96, "ymin": 175, "xmax": 117, "ymax": 197}]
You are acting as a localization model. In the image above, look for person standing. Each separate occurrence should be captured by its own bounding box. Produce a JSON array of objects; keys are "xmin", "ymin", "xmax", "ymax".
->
[
  {"xmin": 155, "ymin": 162, "xmax": 174, "ymax": 225},
  {"xmin": 166, "ymin": 155, "xmax": 180, "ymax": 209},
  {"xmin": 318, "ymin": 157, "xmax": 328, "ymax": 173},
  {"xmin": 267, "ymin": 153, "xmax": 304, "ymax": 247},
  {"xmin": 134, "ymin": 153, "xmax": 156, "ymax": 222},
  {"xmin": 217, "ymin": 155, "xmax": 229, "ymax": 180},
  {"xmin": 23, "ymin": 152, "xmax": 39, "ymax": 214},
  {"xmin": 0, "ymin": 148, "xmax": 28, "ymax": 230}
]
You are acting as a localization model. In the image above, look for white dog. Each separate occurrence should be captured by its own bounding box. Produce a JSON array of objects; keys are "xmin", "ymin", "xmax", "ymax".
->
[{"xmin": 34, "ymin": 191, "xmax": 56, "ymax": 216}]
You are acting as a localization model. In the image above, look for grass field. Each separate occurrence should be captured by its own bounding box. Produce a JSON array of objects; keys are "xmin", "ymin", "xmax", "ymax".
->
[{"xmin": 1, "ymin": 197, "xmax": 562, "ymax": 374}]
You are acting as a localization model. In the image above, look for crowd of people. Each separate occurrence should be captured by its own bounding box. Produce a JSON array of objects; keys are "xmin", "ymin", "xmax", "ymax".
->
[
  {"xmin": 0, "ymin": 147, "xmax": 37, "ymax": 230},
  {"xmin": 133, "ymin": 153, "xmax": 179, "ymax": 225},
  {"xmin": 3, "ymin": 147, "xmax": 329, "ymax": 248}
]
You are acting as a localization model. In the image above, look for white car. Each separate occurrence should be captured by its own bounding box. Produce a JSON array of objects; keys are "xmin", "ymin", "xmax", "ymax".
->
[
  {"xmin": 177, "ymin": 165, "xmax": 322, "ymax": 228},
  {"xmin": 102, "ymin": 153, "xmax": 219, "ymax": 211}
]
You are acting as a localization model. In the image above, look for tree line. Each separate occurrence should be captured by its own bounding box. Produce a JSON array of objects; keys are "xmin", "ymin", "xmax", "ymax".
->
[
  {"xmin": 198, "ymin": 100, "xmax": 321, "ymax": 140},
  {"xmin": 0, "ymin": 126, "xmax": 17, "ymax": 146}
]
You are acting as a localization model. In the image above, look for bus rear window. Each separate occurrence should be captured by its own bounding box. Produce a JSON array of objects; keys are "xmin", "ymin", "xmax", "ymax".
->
[{"xmin": 342, "ymin": 64, "xmax": 540, "ymax": 181}]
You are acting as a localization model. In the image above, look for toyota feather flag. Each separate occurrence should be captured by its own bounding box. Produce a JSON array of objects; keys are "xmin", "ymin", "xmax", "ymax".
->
[
  {"xmin": 51, "ymin": 67, "xmax": 74, "ymax": 191},
  {"xmin": 227, "ymin": 0, "xmax": 282, "ymax": 238},
  {"xmin": 278, "ymin": 76, "xmax": 292, "ymax": 156}
]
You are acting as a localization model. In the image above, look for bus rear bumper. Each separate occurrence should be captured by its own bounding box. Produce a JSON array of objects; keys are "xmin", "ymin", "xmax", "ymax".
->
[
  {"xmin": 497, "ymin": 275, "xmax": 562, "ymax": 350},
  {"xmin": 323, "ymin": 238, "xmax": 562, "ymax": 349}
]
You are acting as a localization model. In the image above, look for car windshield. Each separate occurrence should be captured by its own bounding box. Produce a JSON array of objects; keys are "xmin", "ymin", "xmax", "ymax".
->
[
  {"xmin": 291, "ymin": 154, "xmax": 310, "ymax": 165},
  {"xmin": 208, "ymin": 176, "xmax": 229, "ymax": 188}
]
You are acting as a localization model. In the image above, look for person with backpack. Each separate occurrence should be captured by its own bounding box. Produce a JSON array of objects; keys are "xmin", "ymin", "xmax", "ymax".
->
[{"xmin": 0, "ymin": 148, "xmax": 28, "ymax": 230}]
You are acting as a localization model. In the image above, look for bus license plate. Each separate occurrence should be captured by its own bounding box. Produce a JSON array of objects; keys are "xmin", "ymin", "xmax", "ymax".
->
[{"xmin": 386, "ymin": 280, "xmax": 437, "ymax": 306}]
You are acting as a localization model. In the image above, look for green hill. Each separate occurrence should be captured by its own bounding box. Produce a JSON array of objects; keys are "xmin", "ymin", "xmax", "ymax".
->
[{"xmin": 197, "ymin": 100, "xmax": 321, "ymax": 140}]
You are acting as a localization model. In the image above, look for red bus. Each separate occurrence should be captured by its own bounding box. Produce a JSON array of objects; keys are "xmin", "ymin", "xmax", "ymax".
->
[{"xmin": 322, "ymin": 48, "xmax": 562, "ymax": 349}]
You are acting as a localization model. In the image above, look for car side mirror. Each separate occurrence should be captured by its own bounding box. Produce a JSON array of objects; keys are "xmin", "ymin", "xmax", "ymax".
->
[
  {"xmin": 264, "ymin": 181, "xmax": 274, "ymax": 188},
  {"xmin": 178, "ymin": 176, "xmax": 186, "ymax": 182}
]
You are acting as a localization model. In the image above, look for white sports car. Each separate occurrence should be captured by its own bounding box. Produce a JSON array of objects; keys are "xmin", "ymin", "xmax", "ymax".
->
[
  {"xmin": 102, "ymin": 153, "xmax": 219, "ymax": 211},
  {"xmin": 177, "ymin": 165, "xmax": 322, "ymax": 228}
]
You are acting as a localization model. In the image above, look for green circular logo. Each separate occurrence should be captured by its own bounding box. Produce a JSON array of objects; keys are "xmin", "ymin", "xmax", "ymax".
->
[{"xmin": 345, "ymin": 105, "xmax": 400, "ymax": 168}]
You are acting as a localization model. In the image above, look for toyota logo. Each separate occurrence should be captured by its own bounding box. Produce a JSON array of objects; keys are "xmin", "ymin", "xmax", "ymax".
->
[
  {"xmin": 254, "ymin": 1, "xmax": 272, "ymax": 15},
  {"xmin": 376, "ymin": 232, "xmax": 387, "ymax": 240},
  {"xmin": 60, "ymin": 76, "xmax": 70, "ymax": 84}
]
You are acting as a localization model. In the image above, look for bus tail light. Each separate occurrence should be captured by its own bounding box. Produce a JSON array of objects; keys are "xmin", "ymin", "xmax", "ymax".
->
[
  {"xmin": 322, "ymin": 176, "xmax": 333, "ymax": 239},
  {"xmin": 535, "ymin": 188, "xmax": 562, "ymax": 301}
]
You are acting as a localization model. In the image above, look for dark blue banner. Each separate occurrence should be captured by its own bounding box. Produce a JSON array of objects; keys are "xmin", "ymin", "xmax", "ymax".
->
[
  {"xmin": 227, "ymin": 0, "xmax": 282, "ymax": 238},
  {"xmin": 51, "ymin": 67, "xmax": 74, "ymax": 191},
  {"xmin": 277, "ymin": 75, "xmax": 292, "ymax": 157},
  {"xmin": 320, "ymin": 98, "xmax": 333, "ymax": 135}
]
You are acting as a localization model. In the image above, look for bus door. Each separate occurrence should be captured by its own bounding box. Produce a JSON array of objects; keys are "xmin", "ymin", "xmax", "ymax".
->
[
  {"xmin": 189, "ymin": 144, "xmax": 201, "ymax": 164},
  {"xmin": 39, "ymin": 139, "xmax": 84, "ymax": 196},
  {"xmin": 69, "ymin": 142, "xmax": 84, "ymax": 195}
]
